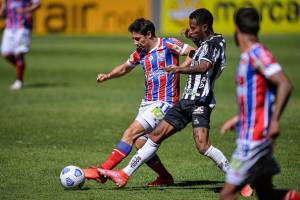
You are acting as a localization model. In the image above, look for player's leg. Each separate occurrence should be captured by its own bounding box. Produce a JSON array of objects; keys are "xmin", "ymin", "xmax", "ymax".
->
[
  {"xmin": 135, "ymin": 137, "xmax": 174, "ymax": 186},
  {"xmin": 83, "ymin": 120, "xmax": 145, "ymax": 183},
  {"xmin": 10, "ymin": 28, "xmax": 31, "ymax": 90},
  {"xmin": 1, "ymin": 29, "xmax": 17, "ymax": 67},
  {"xmin": 99, "ymin": 120, "xmax": 177, "ymax": 188},
  {"xmin": 220, "ymin": 183, "xmax": 240, "ymax": 200},
  {"xmin": 192, "ymin": 105, "xmax": 229, "ymax": 173}
]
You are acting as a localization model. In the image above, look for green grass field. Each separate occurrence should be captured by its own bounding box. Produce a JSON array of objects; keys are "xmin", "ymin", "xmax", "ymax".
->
[{"xmin": 0, "ymin": 34, "xmax": 299, "ymax": 200}]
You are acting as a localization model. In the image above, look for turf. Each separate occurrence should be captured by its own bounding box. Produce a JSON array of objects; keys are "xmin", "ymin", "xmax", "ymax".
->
[{"xmin": 0, "ymin": 34, "xmax": 299, "ymax": 200}]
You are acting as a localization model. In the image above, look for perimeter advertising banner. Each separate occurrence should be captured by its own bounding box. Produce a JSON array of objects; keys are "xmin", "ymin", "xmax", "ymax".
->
[
  {"xmin": 0, "ymin": 0, "xmax": 150, "ymax": 34},
  {"xmin": 161, "ymin": 0, "xmax": 300, "ymax": 34}
]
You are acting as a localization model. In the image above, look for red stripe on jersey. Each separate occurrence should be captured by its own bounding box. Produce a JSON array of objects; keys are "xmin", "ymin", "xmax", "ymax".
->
[
  {"xmin": 252, "ymin": 73, "xmax": 267, "ymax": 140},
  {"xmin": 159, "ymin": 76, "xmax": 166, "ymax": 101},
  {"xmin": 9, "ymin": 0, "xmax": 15, "ymax": 29},
  {"xmin": 145, "ymin": 53, "xmax": 153, "ymax": 101},
  {"xmin": 171, "ymin": 73, "xmax": 179, "ymax": 104}
]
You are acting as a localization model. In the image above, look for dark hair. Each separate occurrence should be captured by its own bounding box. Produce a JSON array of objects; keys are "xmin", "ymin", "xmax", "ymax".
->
[
  {"xmin": 189, "ymin": 8, "xmax": 214, "ymax": 31},
  {"xmin": 235, "ymin": 8, "xmax": 260, "ymax": 35},
  {"xmin": 128, "ymin": 18, "xmax": 156, "ymax": 37}
]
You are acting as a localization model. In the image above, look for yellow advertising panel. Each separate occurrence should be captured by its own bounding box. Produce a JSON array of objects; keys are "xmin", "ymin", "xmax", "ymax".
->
[
  {"xmin": 8, "ymin": 0, "xmax": 150, "ymax": 34},
  {"xmin": 161, "ymin": 0, "xmax": 300, "ymax": 34}
]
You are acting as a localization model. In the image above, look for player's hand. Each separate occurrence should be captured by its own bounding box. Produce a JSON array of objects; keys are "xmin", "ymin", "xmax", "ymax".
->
[
  {"xmin": 96, "ymin": 73, "xmax": 110, "ymax": 83},
  {"xmin": 181, "ymin": 28, "xmax": 191, "ymax": 39},
  {"xmin": 268, "ymin": 118, "xmax": 280, "ymax": 145},
  {"xmin": 164, "ymin": 65, "xmax": 179, "ymax": 73},
  {"xmin": 220, "ymin": 115, "xmax": 238, "ymax": 135}
]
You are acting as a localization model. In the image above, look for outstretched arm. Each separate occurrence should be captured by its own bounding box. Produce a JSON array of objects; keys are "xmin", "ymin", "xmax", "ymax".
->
[{"xmin": 97, "ymin": 62, "xmax": 134, "ymax": 83}]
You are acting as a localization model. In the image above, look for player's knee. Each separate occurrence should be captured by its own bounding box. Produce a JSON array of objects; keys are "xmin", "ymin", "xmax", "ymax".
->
[
  {"xmin": 122, "ymin": 128, "xmax": 137, "ymax": 143},
  {"xmin": 134, "ymin": 139, "xmax": 146, "ymax": 150}
]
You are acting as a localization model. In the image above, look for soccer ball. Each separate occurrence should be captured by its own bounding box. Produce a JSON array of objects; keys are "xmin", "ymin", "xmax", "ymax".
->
[{"xmin": 60, "ymin": 165, "xmax": 85, "ymax": 189}]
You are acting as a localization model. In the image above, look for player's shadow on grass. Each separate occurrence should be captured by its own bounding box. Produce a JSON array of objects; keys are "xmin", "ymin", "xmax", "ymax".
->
[
  {"xmin": 98, "ymin": 180, "xmax": 224, "ymax": 193},
  {"xmin": 25, "ymin": 82, "xmax": 69, "ymax": 88}
]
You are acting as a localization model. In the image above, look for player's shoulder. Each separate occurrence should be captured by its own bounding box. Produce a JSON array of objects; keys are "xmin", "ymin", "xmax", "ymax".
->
[
  {"xmin": 204, "ymin": 34, "xmax": 226, "ymax": 47},
  {"xmin": 250, "ymin": 43, "xmax": 274, "ymax": 60}
]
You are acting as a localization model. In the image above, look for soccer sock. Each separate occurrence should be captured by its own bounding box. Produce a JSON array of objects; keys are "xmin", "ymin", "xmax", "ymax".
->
[
  {"xmin": 16, "ymin": 56, "xmax": 25, "ymax": 81},
  {"xmin": 283, "ymin": 190, "xmax": 300, "ymax": 200},
  {"xmin": 100, "ymin": 140, "xmax": 132, "ymax": 170},
  {"xmin": 123, "ymin": 139, "xmax": 159, "ymax": 176},
  {"xmin": 204, "ymin": 145, "xmax": 229, "ymax": 173},
  {"xmin": 146, "ymin": 154, "xmax": 172, "ymax": 178}
]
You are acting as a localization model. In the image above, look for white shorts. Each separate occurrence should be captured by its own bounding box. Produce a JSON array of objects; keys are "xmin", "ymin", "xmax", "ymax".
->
[
  {"xmin": 1, "ymin": 28, "xmax": 31, "ymax": 55},
  {"xmin": 135, "ymin": 100, "xmax": 172, "ymax": 139},
  {"xmin": 225, "ymin": 140, "xmax": 279, "ymax": 186}
]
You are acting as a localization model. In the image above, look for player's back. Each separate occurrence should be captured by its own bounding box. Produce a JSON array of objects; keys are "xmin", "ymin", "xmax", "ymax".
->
[{"xmin": 236, "ymin": 43, "xmax": 280, "ymax": 143}]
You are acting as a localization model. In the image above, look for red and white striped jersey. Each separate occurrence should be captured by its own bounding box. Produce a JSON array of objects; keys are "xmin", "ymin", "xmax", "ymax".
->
[
  {"xmin": 127, "ymin": 37, "xmax": 188, "ymax": 105},
  {"xmin": 4, "ymin": 0, "xmax": 39, "ymax": 30},
  {"xmin": 236, "ymin": 43, "xmax": 282, "ymax": 142}
]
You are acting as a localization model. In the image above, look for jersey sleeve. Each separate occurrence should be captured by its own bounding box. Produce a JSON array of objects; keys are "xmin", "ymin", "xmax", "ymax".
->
[
  {"xmin": 250, "ymin": 46, "xmax": 282, "ymax": 78},
  {"xmin": 165, "ymin": 38, "xmax": 188, "ymax": 55},
  {"xmin": 126, "ymin": 50, "xmax": 140, "ymax": 67},
  {"xmin": 198, "ymin": 40, "xmax": 220, "ymax": 64}
]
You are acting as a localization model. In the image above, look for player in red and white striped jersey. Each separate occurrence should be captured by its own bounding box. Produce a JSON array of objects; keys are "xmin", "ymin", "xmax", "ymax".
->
[
  {"xmin": 220, "ymin": 8, "xmax": 299, "ymax": 200},
  {"xmin": 83, "ymin": 18, "xmax": 195, "ymax": 186},
  {"xmin": 0, "ymin": 0, "xmax": 40, "ymax": 90}
]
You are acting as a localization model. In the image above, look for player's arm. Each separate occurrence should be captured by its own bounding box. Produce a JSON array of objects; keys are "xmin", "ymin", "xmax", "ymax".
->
[
  {"xmin": 220, "ymin": 115, "xmax": 239, "ymax": 135},
  {"xmin": 18, "ymin": 0, "xmax": 40, "ymax": 14},
  {"xmin": 267, "ymin": 70, "xmax": 293, "ymax": 142},
  {"xmin": 0, "ymin": 0, "xmax": 6, "ymax": 18},
  {"xmin": 178, "ymin": 45, "xmax": 195, "ymax": 68},
  {"xmin": 165, "ymin": 59, "xmax": 212, "ymax": 74},
  {"xmin": 96, "ymin": 62, "xmax": 134, "ymax": 83}
]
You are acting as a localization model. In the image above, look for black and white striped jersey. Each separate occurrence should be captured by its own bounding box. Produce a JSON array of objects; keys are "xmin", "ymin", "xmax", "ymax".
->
[{"xmin": 182, "ymin": 34, "xmax": 226, "ymax": 108}]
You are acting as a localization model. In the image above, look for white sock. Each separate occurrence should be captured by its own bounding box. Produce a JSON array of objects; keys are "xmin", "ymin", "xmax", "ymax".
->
[
  {"xmin": 204, "ymin": 145, "xmax": 229, "ymax": 173},
  {"xmin": 123, "ymin": 139, "xmax": 159, "ymax": 176}
]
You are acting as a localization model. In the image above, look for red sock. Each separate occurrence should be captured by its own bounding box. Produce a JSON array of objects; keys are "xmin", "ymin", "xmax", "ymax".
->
[
  {"xmin": 100, "ymin": 148, "xmax": 126, "ymax": 170},
  {"xmin": 284, "ymin": 191, "xmax": 300, "ymax": 200},
  {"xmin": 146, "ymin": 155, "xmax": 172, "ymax": 178},
  {"xmin": 16, "ymin": 56, "xmax": 25, "ymax": 81}
]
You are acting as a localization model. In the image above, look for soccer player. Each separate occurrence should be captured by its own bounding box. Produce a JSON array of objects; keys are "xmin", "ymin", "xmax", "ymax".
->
[
  {"xmin": 219, "ymin": 8, "xmax": 300, "ymax": 200},
  {"xmin": 83, "ymin": 18, "xmax": 195, "ymax": 186},
  {"xmin": 97, "ymin": 8, "xmax": 231, "ymax": 188},
  {"xmin": 0, "ymin": 0, "xmax": 40, "ymax": 90}
]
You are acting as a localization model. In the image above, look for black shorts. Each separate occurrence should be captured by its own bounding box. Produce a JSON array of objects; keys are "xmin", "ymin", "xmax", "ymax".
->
[{"xmin": 164, "ymin": 99, "xmax": 212, "ymax": 131}]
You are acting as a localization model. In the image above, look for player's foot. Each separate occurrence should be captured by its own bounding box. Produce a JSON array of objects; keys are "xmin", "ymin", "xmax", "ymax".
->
[
  {"xmin": 240, "ymin": 184, "xmax": 253, "ymax": 197},
  {"xmin": 147, "ymin": 176, "xmax": 174, "ymax": 187},
  {"xmin": 98, "ymin": 169, "xmax": 128, "ymax": 188},
  {"xmin": 10, "ymin": 80, "xmax": 22, "ymax": 90},
  {"xmin": 82, "ymin": 167, "xmax": 107, "ymax": 183}
]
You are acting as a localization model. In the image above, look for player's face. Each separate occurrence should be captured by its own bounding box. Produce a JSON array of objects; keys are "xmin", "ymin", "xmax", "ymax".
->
[
  {"xmin": 131, "ymin": 31, "xmax": 149, "ymax": 50},
  {"xmin": 189, "ymin": 18, "xmax": 207, "ymax": 42}
]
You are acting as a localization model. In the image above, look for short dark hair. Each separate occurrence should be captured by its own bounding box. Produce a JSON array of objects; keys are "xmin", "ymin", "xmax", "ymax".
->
[
  {"xmin": 189, "ymin": 8, "xmax": 214, "ymax": 31},
  {"xmin": 235, "ymin": 8, "xmax": 260, "ymax": 35},
  {"xmin": 128, "ymin": 18, "xmax": 156, "ymax": 37}
]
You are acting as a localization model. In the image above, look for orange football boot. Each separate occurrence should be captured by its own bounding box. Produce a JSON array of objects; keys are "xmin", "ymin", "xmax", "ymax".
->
[
  {"xmin": 98, "ymin": 169, "xmax": 128, "ymax": 188},
  {"xmin": 240, "ymin": 184, "xmax": 253, "ymax": 197},
  {"xmin": 83, "ymin": 167, "xmax": 107, "ymax": 183}
]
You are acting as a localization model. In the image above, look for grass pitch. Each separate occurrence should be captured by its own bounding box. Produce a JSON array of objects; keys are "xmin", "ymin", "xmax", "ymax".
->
[{"xmin": 0, "ymin": 34, "xmax": 299, "ymax": 200}]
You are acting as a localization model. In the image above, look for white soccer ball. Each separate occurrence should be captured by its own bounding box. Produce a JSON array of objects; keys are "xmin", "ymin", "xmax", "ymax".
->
[{"xmin": 60, "ymin": 165, "xmax": 85, "ymax": 189}]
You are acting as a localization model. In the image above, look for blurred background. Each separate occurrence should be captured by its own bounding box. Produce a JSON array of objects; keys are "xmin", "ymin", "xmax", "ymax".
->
[{"xmin": 1, "ymin": 0, "xmax": 299, "ymax": 35}]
